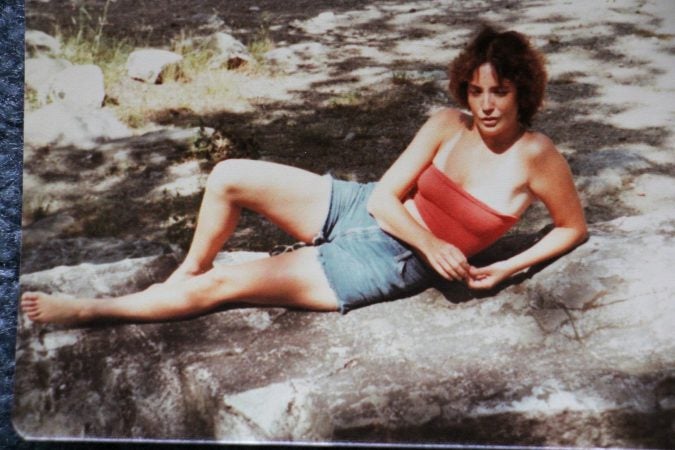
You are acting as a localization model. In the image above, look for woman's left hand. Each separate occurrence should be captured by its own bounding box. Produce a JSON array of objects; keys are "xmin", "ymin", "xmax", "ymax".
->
[{"xmin": 466, "ymin": 261, "xmax": 514, "ymax": 290}]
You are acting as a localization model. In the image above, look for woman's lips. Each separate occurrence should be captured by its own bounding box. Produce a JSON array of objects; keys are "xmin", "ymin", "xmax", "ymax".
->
[{"xmin": 481, "ymin": 117, "xmax": 498, "ymax": 126}]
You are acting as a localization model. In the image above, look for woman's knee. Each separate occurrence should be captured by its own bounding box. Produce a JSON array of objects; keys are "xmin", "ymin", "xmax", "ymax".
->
[
  {"xmin": 206, "ymin": 159, "xmax": 253, "ymax": 197},
  {"xmin": 179, "ymin": 270, "xmax": 230, "ymax": 310}
]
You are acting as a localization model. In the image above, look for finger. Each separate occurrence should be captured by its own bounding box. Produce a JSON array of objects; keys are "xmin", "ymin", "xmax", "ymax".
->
[
  {"xmin": 442, "ymin": 253, "xmax": 468, "ymax": 280},
  {"xmin": 434, "ymin": 264, "xmax": 454, "ymax": 281},
  {"xmin": 469, "ymin": 265, "xmax": 491, "ymax": 278},
  {"xmin": 467, "ymin": 277, "xmax": 492, "ymax": 290},
  {"xmin": 440, "ymin": 258, "xmax": 465, "ymax": 281},
  {"xmin": 456, "ymin": 256, "xmax": 471, "ymax": 274},
  {"xmin": 428, "ymin": 258, "xmax": 450, "ymax": 280},
  {"xmin": 447, "ymin": 245, "xmax": 469, "ymax": 265},
  {"xmin": 435, "ymin": 257, "xmax": 461, "ymax": 281}
]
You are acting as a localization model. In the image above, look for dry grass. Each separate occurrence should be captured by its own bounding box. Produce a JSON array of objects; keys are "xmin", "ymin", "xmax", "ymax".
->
[
  {"xmin": 108, "ymin": 69, "xmax": 253, "ymax": 129},
  {"xmin": 247, "ymin": 25, "xmax": 275, "ymax": 66},
  {"xmin": 29, "ymin": 2, "xmax": 275, "ymax": 128},
  {"xmin": 328, "ymin": 90, "xmax": 363, "ymax": 107}
]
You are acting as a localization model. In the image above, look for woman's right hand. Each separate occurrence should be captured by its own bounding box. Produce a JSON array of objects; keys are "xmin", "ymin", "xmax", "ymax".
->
[{"xmin": 419, "ymin": 234, "xmax": 471, "ymax": 282}]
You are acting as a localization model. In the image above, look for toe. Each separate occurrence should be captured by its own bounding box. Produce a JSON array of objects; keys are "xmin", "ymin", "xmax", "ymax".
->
[{"xmin": 21, "ymin": 292, "xmax": 41, "ymax": 303}]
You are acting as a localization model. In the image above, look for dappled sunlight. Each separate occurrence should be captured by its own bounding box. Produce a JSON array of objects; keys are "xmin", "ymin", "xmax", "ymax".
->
[{"xmin": 17, "ymin": 0, "xmax": 675, "ymax": 446}]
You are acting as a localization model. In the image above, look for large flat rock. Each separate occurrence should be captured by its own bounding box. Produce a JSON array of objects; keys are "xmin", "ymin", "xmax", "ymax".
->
[{"xmin": 13, "ymin": 212, "xmax": 675, "ymax": 446}]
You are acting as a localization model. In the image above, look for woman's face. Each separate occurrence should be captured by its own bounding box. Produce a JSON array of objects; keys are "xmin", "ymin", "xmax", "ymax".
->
[{"xmin": 467, "ymin": 62, "xmax": 520, "ymax": 138}]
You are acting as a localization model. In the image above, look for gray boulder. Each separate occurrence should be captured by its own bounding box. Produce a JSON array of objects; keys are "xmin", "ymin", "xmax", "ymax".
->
[
  {"xmin": 25, "ymin": 57, "xmax": 73, "ymax": 105},
  {"xmin": 18, "ymin": 253, "xmax": 180, "ymax": 300},
  {"xmin": 46, "ymin": 64, "xmax": 106, "ymax": 108},
  {"xmin": 20, "ymin": 237, "xmax": 180, "ymax": 275},
  {"xmin": 126, "ymin": 49, "xmax": 183, "ymax": 83},
  {"xmin": 25, "ymin": 29, "xmax": 61, "ymax": 56},
  {"xmin": 24, "ymin": 103, "xmax": 132, "ymax": 149},
  {"xmin": 12, "ymin": 212, "xmax": 675, "ymax": 446},
  {"xmin": 205, "ymin": 32, "xmax": 253, "ymax": 69}
]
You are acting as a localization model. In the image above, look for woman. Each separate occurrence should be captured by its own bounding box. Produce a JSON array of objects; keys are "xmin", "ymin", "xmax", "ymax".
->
[{"xmin": 21, "ymin": 25, "xmax": 587, "ymax": 324}]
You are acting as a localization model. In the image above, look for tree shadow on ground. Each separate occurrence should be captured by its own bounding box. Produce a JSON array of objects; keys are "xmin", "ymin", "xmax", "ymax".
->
[
  {"xmin": 23, "ymin": 51, "xmax": 672, "ymax": 258},
  {"xmin": 22, "ymin": 0, "xmax": 674, "ymax": 265},
  {"xmin": 18, "ymin": 3, "xmax": 675, "ymax": 447}
]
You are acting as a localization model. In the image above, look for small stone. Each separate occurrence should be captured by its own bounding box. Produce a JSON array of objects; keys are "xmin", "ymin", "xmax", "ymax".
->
[
  {"xmin": 205, "ymin": 32, "xmax": 253, "ymax": 69},
  {"xmin": 25, "ymin": 30, "xmax": 61, "ymax": 56},
  {"xmin": 126, "ymin": 49, "xmax": 183, "ymax": 83},
  {"xmin": 343, "ymin": 132, "xmax": 356, "ymax": 142}
]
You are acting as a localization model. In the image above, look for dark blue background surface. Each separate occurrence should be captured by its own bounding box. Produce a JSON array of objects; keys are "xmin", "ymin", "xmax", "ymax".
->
[{"xmin": 1, "ymin": 0, "xmax": 26, "ymax": 447}]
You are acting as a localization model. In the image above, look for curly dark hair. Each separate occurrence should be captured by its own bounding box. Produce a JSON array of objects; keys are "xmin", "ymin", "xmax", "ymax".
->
[{"xmin": 448, "ymin": 25, "xmax": 547, "ymax": 127}]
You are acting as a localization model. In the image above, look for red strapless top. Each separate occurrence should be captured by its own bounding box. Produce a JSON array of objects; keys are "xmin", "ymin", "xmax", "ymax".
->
[{"xmin": 413, "ymin": 164, "xmax": 518, "ymax": 257}]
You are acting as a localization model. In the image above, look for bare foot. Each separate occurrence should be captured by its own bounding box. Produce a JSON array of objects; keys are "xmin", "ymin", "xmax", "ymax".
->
[{"xmin": 21, "ymin": 291, "xmax": 91, "ymax": 325}]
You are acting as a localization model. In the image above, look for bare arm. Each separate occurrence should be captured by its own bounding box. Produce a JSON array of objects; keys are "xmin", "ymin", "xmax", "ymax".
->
[
  {"xmin": 468, "ymin": 139, "xmax": 588, "ymax": 289},
  {"xmin": 368, "ymin": 108, "xmax": 472, "ymax": 281}
]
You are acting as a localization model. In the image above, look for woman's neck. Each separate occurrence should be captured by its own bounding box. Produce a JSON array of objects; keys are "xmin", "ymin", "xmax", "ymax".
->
[{"xmin": 477, "ymin": 123, "xmax": 525, "ymax": 154}]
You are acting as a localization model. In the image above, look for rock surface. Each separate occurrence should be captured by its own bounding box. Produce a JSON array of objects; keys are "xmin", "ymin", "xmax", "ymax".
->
[
  {"xmin": 264, "ymin": 42, "xmax": 328, "ymax": 72},
  {"xmin": 292, "ymin": 12, "xmax": 339, "ymax": 35},
  {"xmin": 126, "ymin": 49, "xmax": 183, "ymax": 83},
  {"xmin": 46, "ymin": 64, "xmax": 106, "ymax": 108},
  {"xmin": 13, "ymin": 212, "xmax": 675, "ymax": 447},
  {"xmin": 24, "ymin": 57, "xmax": 72, "ymax": 105},
  {"xmin": 24, "ymin": 29, "xmax": 61, "ymax": 56},
  {"xmin": 20, "ymin": 237, "xmax": 180, "ymax": 275},
  {"xmin": 205, "ymin": 32, "xmax": 253, "ymax": 69},
  {"xmin": 24, "ymin": 103, "xmax": 132, "ymax": 149}
]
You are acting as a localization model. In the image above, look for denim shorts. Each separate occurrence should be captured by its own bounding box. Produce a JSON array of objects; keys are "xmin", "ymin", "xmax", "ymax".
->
[{"xmin": 315, "ymin": 177, "xmax": 436, "ymax": 314}]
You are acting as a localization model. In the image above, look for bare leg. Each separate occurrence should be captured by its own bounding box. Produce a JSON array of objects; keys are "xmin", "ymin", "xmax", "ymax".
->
[
  {"xmin": 21, "ymin": 247, "xmax": 339, "ymax": 325},
  {"xmin": 167, "ymin": 159, "xmax": 331, "ymax": 283}
]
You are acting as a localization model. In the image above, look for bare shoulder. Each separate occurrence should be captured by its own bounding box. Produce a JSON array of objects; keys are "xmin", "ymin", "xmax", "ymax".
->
[
  {"xmin": 520, "ymin": 131, "xmax": 576, "ymax": 194},
  {"xmin": 423, "ymin": 108, "xmax": 470, "ymax": 140},
  {"xmin": 430, "ymin": 107, "xmax": 462, "ymax": 121},
  {"xmin": 520, "ymin": 131, "xmax": 565, "ymax": 165}
]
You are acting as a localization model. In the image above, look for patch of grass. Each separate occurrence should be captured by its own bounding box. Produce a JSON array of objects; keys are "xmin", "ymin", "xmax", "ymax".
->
[
  {"xmin": 328, "ymin": 91, "xmax": 362, "ymax": 107},
  {"xmin": 244, "ymin": 16, "xmax": 276, "ymax": 75},
  {"xmin": 36, "ymin": 3, "xmax": 269, "ymax": 131},
  {"xmin": 391, "ymin": 71, "xmax": 412, "ymax": 85},
  {"xmin": 56, "ymin": 0, "xmax": 134, "ymax": 88},
  {"xmin": 24, "ymin": 87, "xmax": 40, "ymax": 111},
  {"xmin": 169, "ymin": 31, "xmax": 216, "ymax": 81},
  {"xmin": 60, "ymin": 32, "xmax": 133, "ymax": 87},
  {"xmin": 117, "ymin": 107, "xmax": 147, "ymax": 128},
  {"xmin": 105, "ymin": 31, "xmax": 252, "ymax": 128},
  {"xmin": 112, "ymin": 67, "xmax": 248, "ymax": 129},
  {"xmin": 248, "ymin": 27, "xmax": 274, "ymax": 65}
]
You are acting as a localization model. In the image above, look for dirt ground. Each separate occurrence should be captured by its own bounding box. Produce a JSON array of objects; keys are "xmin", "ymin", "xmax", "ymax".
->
[{"xmin": 24, "ymin": 0, "xmax": 675, "ymax": 254}]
